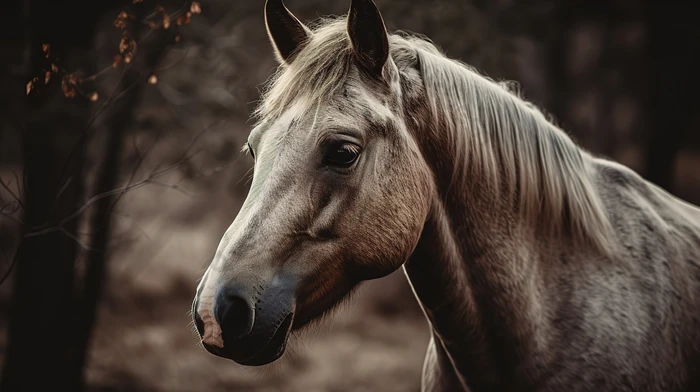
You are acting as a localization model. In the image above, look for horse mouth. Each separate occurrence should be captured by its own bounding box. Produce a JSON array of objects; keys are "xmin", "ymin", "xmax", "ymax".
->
[
  {"xmin": 239, "ymin": 312, "xmax": 294, "ymax": 366},
  {"xmin": 203, "ymin": 312, "xmax": 294, "ymax": 366}
]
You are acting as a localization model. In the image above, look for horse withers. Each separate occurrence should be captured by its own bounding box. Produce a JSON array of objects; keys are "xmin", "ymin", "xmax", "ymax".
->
[{"xmin": 192, "ymin": 0, "xmax": 700, "ymax": 390}]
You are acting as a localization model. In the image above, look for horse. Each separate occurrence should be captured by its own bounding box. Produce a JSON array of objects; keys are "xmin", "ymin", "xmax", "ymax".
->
[{"xmin": 192, "ymin": 0, "xmax": 700, "ymax": 390}]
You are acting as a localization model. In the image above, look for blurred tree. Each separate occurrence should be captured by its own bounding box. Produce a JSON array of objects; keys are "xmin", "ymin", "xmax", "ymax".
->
[
  {"xmin": 72, "ymin": 21, "xmax": 176, "ymax": 387},
  {"xmin": 1, "ymin": 0, "xmax": 105, "ymax": 389},
  {"xmin": 0, "ymin": 0, "xmax": 175, "ymax": 390},
  {"xmin": 643, "ymin": 0, "xmax": 700, "ymax": 193}
]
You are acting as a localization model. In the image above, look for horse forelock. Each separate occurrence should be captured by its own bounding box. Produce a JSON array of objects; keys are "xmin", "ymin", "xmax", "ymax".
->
[
  {"xmin": 254, "ymin": 15, "xmax": 615, "ymax": 255},
  {"xmin": 254, "ymin": 17, "xmax": 353, "ymax": 123}
]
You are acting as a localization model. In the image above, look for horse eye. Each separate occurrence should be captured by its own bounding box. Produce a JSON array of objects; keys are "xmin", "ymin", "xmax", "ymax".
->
[{"xmin": 324, "ymin": 143, "xmax": 360, "ymax": 168}]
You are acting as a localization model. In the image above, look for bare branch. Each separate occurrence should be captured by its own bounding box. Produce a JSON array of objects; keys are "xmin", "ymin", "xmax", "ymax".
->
[
  {"xmin": 24, "ymin": 148, "xmax": 202, "ymax": 239},
  {"xmin": 50, "ymin": 66, "xmax": 135, "ymax": 213},
  {"xmin": 53, "ymin": 176, "xmax": 74, "ymax": 205},
  {"xmin": 154, "ymin": 47, "xmax": 192, "ymax": 73},
  {"xmin": 0, "ymin": 201, "xmax": 19, "ymax": 215},
  {"xmin": 110, "ymin": 133, "xmax": 161, "ymax": 207},
  {"xmin": 0, "ymin": 245, "xmax": 19, "ymax": 286},
  {"xmin": 60, "ymin": 227, "xmax": 103, "ymax": 253},
  {"xmin": 0, "ymin": 201, "xmax": 25, "ymax": 227},
  {"xmin": 0, "ymin": 177, "xmax": 24, "ymax": 211},
  {"xmin": 51, "ymin": 1, "xmax": 196, "ymax": 195},
  {"xmin": 4, "ymin": 0, "xmax": 207, "ymax": 276},
  {"xmin": 176, "ymin": 158, "xmax": 240, "ymax": 187},
  {"xmin": 149, "ymin": 180, "xmax": 199, "ymax": 197},
  {"xmin": 13, "ymin": 171, "xmax": 24, "ymax": 203},
  {"xmin": 106, "ymin": 209, "xmax": 153, "ymax": 244}
]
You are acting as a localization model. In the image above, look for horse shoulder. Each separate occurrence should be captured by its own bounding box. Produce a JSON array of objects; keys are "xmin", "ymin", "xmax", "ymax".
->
[
  {"xmin": 591, "ymin": 158, "xmax": 700, "ymax": 303},
  {"xmin": 592, "ymin": 158, "xmax": 700, "ymax": 254},
  {"xmin": 585, "ymin": 158, "xmax": 700, "ymax": 389}
]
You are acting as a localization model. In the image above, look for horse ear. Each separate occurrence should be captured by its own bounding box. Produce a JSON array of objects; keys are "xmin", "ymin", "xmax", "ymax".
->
[
  {"xmin": 265, "ymin": 0, "xmax": 310, "ymax": 65},
  {"xmin": 347, "ymin": 0, "xmax": 389, "ymax": 77}
]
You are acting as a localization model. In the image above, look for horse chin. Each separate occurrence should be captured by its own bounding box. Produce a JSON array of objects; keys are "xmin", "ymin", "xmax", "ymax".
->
[{"xmin": 291, "ymin": 282, "xmax": 361, "ymax": 333}]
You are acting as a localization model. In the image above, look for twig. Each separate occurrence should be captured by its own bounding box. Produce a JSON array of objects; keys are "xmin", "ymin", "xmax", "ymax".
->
[
  {"xmin": 52, "ymin": 3, "xmax": 190, "ymax": 197},
  {"xmin": 0, "ymin": 202, "xmax": 25, "ymax": 226},
  {"xmin": 101, "ymin": 71, "xmax": 151, "ymax": 109},
  {"xmin": 154, "ymin": 46, "xmax": 192, "ymax": 73},
  {"xmin": 85, "ymin": 64, "xmax": 133, "ymax": 129},
  {"xmin": 0, "ymin": 246, "xmax": 19, "ymax": 286},
  {"xmin": 108, "ymin": 209, "xmax": 153, "ymax": 243},
  {"xmin": 60, "ymin": 227, "xmax": 102, "ymax": 253},
  {"xmin": 0, "ymin": 201, "xmax": 19, "ymax": 215},
  {"xmin": 53, "ymin": 176, "xmax": 74, "ymax": 205},
  {"xmin": 0, "ymin": 177, "xmax": 24, "ymax": 210},
  {"xmin": 24, "ymin": 149, "xmax": 202, "ymax": 239},
  {"xmin": 149, "ymin": 180, "xmax": 199, "ymax": 197},
  {"xmin": 110, "ymin": 133, "xmax": 161, "ymax": 208},
  {"xmin": 78, "ymin": 132, "xmax": 157, "ymax": 239},
  {"xmin": 53, "ymin": 64, "xmax": 133, "ymax": 194},
  {"xmin": 177, "ymin": 159, "xmax": 238, "ymax": 186},
  {"xmin": 13, "ymin": 171, "xmax": 24, "ymax": 203},
  {"xmin": 177, "ymin": 118, "xmax": 220, "ymax": 162}
]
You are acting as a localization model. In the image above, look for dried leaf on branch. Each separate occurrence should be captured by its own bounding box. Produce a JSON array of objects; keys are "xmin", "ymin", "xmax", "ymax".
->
[
  {"xmin": 177, "ymin": 12, "xmax": 191, "ymax": 26},
  {"xmin": 112, "ymin": 55, "xmax": 123, "ymax": 68},
  {"xmin": 26, "ymin": 78, "xmax": 37, "ymax": 95},
  {"xmin": 114, "ymin": 11, "xmax": 134, "ymax": 29},
  {"xmin": 61, "ymin": 72, "xmax": 82, "ymax": 98},
  {"xmin": 26, "ymin": 1, "xmax": 196, "ymax": 100},
  {"xmin": 61, "ymin": 79, "xmax": 76, "ymax": 98},
  {"xmin": 119, "ymin": 35, "xmax": 137, "ymax": 64}
]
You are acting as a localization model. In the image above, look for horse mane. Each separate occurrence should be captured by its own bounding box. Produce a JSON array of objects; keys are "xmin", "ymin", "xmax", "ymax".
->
[{"xmin": 255, "ymin": 17, "xmax": 614, "ymax": 254}]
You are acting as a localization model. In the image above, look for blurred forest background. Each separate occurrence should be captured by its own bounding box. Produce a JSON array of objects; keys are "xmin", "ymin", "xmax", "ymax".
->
[{"xmin": 0, "ymin": 0, "xmax": 698, "ymax": 391}]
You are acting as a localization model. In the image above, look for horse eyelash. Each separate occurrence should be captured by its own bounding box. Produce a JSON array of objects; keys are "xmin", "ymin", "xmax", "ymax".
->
[
  {"xmin": 241, "ymin": 142, "xmax": 254, "ymax": 159},
  {"xmin": 342, "ymin": 143, "xmax": 361, "ymax": 154}
]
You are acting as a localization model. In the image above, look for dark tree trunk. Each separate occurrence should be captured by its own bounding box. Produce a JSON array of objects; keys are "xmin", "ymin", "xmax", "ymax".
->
[
  {"xmin": 69, "ymin": 23, "xmax": 173, "ymax": 390},
  {"xmin": 643, "ymin": 1, "xmax": 700, "ymax": 192},
  {"xmin": 1, "ymin": 0, "xmax": 119, "ymax": 390},
  {"xmin": 1, "ymin": 39, "xmax": 89, "ymax": 392}
]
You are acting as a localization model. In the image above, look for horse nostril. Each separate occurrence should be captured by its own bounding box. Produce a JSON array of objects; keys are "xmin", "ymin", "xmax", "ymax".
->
[{"xmin": 215, "ymin": 289, "xmax": 255, "ymax": 340}]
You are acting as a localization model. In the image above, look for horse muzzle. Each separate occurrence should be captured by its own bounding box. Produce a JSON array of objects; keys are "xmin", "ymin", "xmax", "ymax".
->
[{"xmin": 193, "ymin": 274, "xmax": 297, "ymax": 366}]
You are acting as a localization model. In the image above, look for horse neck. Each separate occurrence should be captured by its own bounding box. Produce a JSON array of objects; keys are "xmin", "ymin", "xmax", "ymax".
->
[{"xmin": 403, "ymin": 109, "xmax": 555, "ymax": 389}]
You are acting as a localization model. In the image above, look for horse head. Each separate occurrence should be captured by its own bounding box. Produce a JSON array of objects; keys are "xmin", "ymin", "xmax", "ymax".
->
[{"xmin": 192, "ymin": 0, "xmax": 433, "ymax": 365}]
